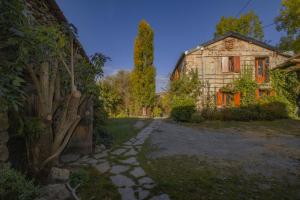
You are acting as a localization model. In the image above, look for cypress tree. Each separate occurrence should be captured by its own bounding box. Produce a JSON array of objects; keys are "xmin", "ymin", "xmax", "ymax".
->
[{"xmin": 131, "ymin": 20, "xmax": 156, "ymax": 116}]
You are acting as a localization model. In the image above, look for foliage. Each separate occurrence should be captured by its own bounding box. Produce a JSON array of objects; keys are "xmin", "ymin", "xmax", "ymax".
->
[
  {"xmin": 153, "ymin": 106, "xmax": 163, "ymax": 117},
  {"xmin": 170, "ymin": 69, "xmax": 202, "ymax": 99},
  {"xmin": 275, "ymin": 0, "xmax": 300, "ymax": 53},
  {"xmin": 100, "ymin": 70, "xmax": 131, "ymax": 116},
  {"xmin": 190, "ymin": 112, "xmax": 205, "ymax": 123},
  {"xmin": 0, "ymin": 0, "xmax": 28, "ymax": 112},
  {"xmin": 69, "ymin": 168, "xmax": 90, "ymax": 188},
  {"xmin": 215, "ymin": 11, "xmax": 264, "ymax": 40},
  {"xmin": 271, "ymin": 69, "xmax": 299, "ymax": 116},
  {"xmin": 131, "ymin": 20, "xmax": 156, "ymax": 115},
  {"xmin": 171, "ymin": 96, "xmax": 196, "ymax": 122},
  {"xmin": 233, "ymin": 68, "xmax": 257, "ymax": 106},
  {"xmin": 0, "ymin": 165, "xmax": 39, "ymax": 200},
  {"xmin": 201, "ymin": 102, "xmax": 289, "ymax": 121},
  {"xmin": 76, "ymin": 166, "xmax": 120, "ymax": 200}
]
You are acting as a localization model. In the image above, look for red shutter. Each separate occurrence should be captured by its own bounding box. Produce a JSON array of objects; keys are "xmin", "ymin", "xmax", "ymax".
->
[
  {"xmin": 234, "ymin": 56, "xmax": 240, "ymax": 73},
  {"xmin": 217, "ymin": 91, "xmax": 222, "ymax": 106},
  {"xmin": 234, "ymin": 92, "xmax": 241, "ymax": 107}
]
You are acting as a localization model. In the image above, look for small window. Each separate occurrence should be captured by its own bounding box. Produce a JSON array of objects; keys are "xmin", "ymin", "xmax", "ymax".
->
[{"xmin": 222, "ymin": 56, "xmax": 240, "ymax": 73}]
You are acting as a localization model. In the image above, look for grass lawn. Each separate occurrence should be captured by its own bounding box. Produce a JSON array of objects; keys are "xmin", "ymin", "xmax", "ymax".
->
[
  {"xmin": 182, "ymin": 119, "xmax": 300, "ymax": 137},
  {"xmin": 73, "ymin": 166, "xmax": 120, "ymax": 200},
  {"xmin": 105, "ymin": 118, "xmax": 152, "ymax": 147},
  {"xmin": 138, "ymin": 140, "xmax": 300, "ymax": 200}
]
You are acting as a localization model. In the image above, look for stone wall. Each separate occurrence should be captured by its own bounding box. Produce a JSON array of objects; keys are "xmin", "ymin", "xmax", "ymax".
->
[
  {"xmin": 178, "ymin": 37, "xmax": 289, "ymax": 105},
  {"xmin": 0, "ymin": 113, "xmax": 9, "ymax": 162}
]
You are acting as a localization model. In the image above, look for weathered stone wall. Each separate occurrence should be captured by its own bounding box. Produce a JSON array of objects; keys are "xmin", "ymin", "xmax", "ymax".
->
[
  {"xmin": 0, "ymin": 113, "xmax": 9, "ymax": 162},
  {"xmin": 179, "ymin": 37, "xmax": 289, "ymax": 105}
]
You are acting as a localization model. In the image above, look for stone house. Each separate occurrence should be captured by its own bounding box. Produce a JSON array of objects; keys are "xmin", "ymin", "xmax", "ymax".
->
[{"xmin": 170, "ymin": 32, "xmax": 290, "ymax": 107}]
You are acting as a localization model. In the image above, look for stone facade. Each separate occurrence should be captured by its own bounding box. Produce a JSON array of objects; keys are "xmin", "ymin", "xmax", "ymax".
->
[{"xmin": 171, "ymin": 33, "xmax": 290, "ymax": 107}]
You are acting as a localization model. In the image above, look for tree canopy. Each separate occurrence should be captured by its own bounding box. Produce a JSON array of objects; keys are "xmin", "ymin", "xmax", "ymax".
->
[
  {"xmin": 275, "ymin": 0, "xmax": 300, "ymax": 53},
  {"xmin": 215, "ymin": 11, "xmax": 264, "ymax": 40},
  {"xmin": 131, "ymin": 20, "xmax": 156, "ymax": 115}
]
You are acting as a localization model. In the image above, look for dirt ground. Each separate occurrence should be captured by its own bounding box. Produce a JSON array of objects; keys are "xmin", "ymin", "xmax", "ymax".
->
[{"xmin": 148, "ymin": 120, "xmax": 300, "ymax": 182}]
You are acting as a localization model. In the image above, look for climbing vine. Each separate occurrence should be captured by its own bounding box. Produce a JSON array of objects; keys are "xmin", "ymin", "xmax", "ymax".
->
[{"xmin": 233, "ymin": 68, "xmax": 257, "ymax": 106}]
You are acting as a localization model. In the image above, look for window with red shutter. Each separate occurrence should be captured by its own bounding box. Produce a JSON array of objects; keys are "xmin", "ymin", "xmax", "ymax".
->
[{"xmin": 234, "ymin": 56, "xmax": 240, "ymax": 73}]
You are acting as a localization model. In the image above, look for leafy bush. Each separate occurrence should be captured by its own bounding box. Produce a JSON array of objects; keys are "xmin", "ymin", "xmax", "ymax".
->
[
  {"xmin": 69, "ymin": 168, "xmax": 90, "ymax": 188},
  {"xmin": 190, "ymin": 112, "xmax": 205, "ymax": 123},
  {"xmin": 171, "ymin": 96, "xmax": 196, "ymax": 122},
  {"xmin": 153, "ymin": 106, "xmax": 162, "ymax": 117},
  {"xmin": 0, "ymin": 165, "xmax": 39, "ymax": 200},
  {"xmin": 201, "ymin": 101, "xmax": 289, "ymax": 121}
]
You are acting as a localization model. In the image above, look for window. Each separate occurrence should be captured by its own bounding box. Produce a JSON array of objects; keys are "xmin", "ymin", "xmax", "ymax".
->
[
  {"xmin": 217, "ymin": 91, "xmax": 240, "ymax": 107},
  {"xmin": 255, "ymin": 57, "xmax": 269, "ymax": 83},
  {"xmin": 222, "ymin": 56, "xmax": 240, "ymax": 73}
]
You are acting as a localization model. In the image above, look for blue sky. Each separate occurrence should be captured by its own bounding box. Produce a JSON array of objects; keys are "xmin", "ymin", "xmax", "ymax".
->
[{"xmin": 56, "ymin": 0, "xmax": 284, "ymax": 92}]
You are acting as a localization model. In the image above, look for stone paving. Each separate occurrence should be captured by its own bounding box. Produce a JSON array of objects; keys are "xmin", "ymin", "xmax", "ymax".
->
[{"xmin": 64, "ymin": 120, "xmax": 170, "ymax": 200}]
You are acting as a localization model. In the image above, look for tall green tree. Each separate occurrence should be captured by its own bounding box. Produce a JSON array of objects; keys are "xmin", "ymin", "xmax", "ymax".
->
[
  {"xmin": 215, "ymin": 11, "xmax": 264, "ymax": 40},
  {"xmin": 131, "ymin": 20, "xmax": 156, "ymax": 115},
  {"xmin": 275, "ymin": 0, "xmax": 300, "ymax": 53}
]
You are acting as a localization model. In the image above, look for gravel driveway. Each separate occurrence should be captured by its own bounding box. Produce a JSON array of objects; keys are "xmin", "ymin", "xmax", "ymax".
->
[{"xmin": 148, "ymin": 120, "xmax": 300, "ymax": 181}]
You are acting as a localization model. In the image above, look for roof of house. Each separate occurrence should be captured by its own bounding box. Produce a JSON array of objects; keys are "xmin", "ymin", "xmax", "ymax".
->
[
  {"xmin": 273, "ymin": 53, "xmax": 300, "ymax": 71},
  {"xmin": 44, "ymin": 0, "xmax": 90, "ymax": 61},
  {"xmin": 171, "ymin": 32, "xmax": 291, "ymax": 78}
]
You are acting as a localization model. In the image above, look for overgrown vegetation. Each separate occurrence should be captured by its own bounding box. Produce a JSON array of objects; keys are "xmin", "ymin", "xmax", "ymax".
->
[
  {"xmin": 0, "ymin": 165, "xmax": 39, "ymax": 200},
  {"xmin": 70, "ymin": 167, "xmax": 120, "ymax": 200},
  {"xmin": 1, "ymin": 0, "xmax": 109, "ymax": 177},
  {"xmin": 169, "ymin": 70, "xmax": 202, "ymax": 122}
]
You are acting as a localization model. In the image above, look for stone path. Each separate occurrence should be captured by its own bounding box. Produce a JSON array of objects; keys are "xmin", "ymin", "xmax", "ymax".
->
[{"xmin": 63, "ymin": 120, "xmax": 170, "ymax": 200}]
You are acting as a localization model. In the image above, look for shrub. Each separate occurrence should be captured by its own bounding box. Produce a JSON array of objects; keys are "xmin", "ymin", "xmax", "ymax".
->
[
  {"xmin": 0, "ymin": 165, "xmax": 39, "ymax": 200},
  {"xmin": 69, "ymin": 168, "xmax": 90, "ymax": 188},
  {"xmin": 171, "ymin": 96, "xmax": 196, "ymax": 122},
  {"xmin": 153, "ymin": 106, "xmax": 163, "ymax": 117},
  {"xmin": 190, "ymin": 112, "xmax": 205, "ymax": 123},
  {"xmin": 200, "ymin": 101, "xmax": 289, "ymax": 121}
]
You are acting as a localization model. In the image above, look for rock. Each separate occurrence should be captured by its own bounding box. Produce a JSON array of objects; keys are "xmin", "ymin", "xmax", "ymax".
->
[
  {"xmin": 138, "ymin": 177, "xmax": 154, "ymax": 185},
  {"xmin": 120, "ymin": 157, "xmax": 139, "ymax": 165},
  {"xmin": 133, "ymin": 139, "xmax": 145, "ymax": 146},
  {"xmin": 60, "ymin": 154, "xmax": 80, "ymax": 163},
  {"xmin": 149, "ymin": 194, "xmax": 171, "ymax": 200},
  {"xmin": 85, "ymin": 158, "xmax": 98, "ymax": 165},
  {"xmin": 143, "ymin": 183, "xmax": 155, "ymax": 189},
  {"xmin": 94, "ymin": 144, "xmax": 106, "ymax": 153},
  {"xmin": 35, "ymin": 184, "xmax": 71, "ymax": 200},
  {"xmin": 110, "ymin": 165, "xmax": 130, "ymax": 174},
  {"xmin": 94, "ymin": 151, "xmax": 108, "ymax": 159},
  {"xmin": 130, "ymin": 167, "xmax": 146, "ymax": 178},
  {"xmin": 111, "ymin": 148, "xmax": 127, "ymax": 156},
  {"xmin": 110, "ymin": 175, "xmax": 135, "ymax": 187},
  {"xmin": 124, "ymin": 148, "xmax": 137, "ymax": 157},
  {"xmin": 118, "ymin": 187, "xmax": 137, "ymax": 200},
  {"xmin": 137, "ymin": 188, "xmax": 150, "ymax": 200},
  {"xmin": 95, "ymin": 162, "xmax": 110, "ymax": 173},
  {"xmin": 49, "ymin": 168, "xmax": 70, "ymax": 183}
]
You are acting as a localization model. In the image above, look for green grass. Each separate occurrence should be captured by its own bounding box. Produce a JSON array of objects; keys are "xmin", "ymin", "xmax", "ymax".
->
[
  {"xmin": 182, "ymin": 119, "xmax": 300, "ymax": 136},
  {"xmin": 105, "ymin": 118, "xmax": 152, "ymax": 147},
  {"xmin": 75, "ymin": 166, "xmax": 121, "ymax": 200},
  {"xmin": 138, "ymin": 140, "xmax": 300, "ymax": 200}
]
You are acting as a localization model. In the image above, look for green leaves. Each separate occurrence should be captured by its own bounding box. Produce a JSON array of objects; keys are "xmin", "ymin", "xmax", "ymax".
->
[{"xmin": 215, "ymin": 11, "xmax": 264, "ymax": 40}]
